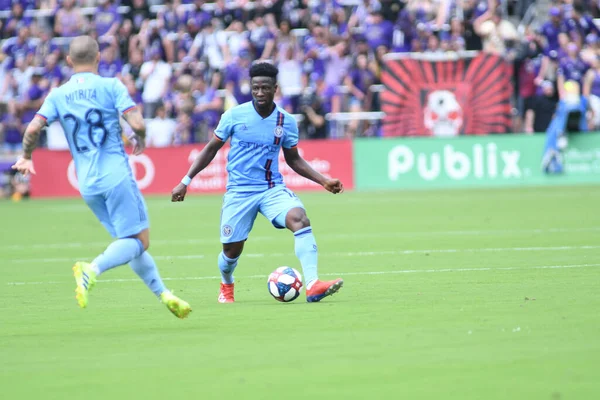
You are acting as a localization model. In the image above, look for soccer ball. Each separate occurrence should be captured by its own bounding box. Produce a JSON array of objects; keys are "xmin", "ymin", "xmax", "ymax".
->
[{"xmin": 267, "ymin": 267, "xmax": 303, "ymax": 302}]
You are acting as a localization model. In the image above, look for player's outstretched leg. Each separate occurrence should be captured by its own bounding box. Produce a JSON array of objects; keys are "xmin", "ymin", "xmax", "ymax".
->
[
  {"xmin": 217, "ymin": 242, "xmax": 244, "ymax": 303},
  {"xmin": 73, "ymin": 237, "xmax": 145, "ymax": 308},
  {"xmin": 283, "ymin": 208, "xmax": 344, "ymax": 302},
  {"xmin": 130, "ymin": 252, "xmax": 191, "ymax": 319}
]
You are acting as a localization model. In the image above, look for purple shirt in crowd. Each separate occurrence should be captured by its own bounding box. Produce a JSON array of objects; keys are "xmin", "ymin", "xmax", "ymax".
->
[
  {"xmin": 249, "ymin": 26, "xmax": 274, "ymax": 58},
  {"xmin": 558, "ymin": 56, "xmax": 589, "ymax": 85},
  {"xmin": 2, "ymin": 38, "xmax": 35, "ymax": 69},
  {"xmin": 224, "ymin": 63, "xmax": 252, "ymax": 104},
  {"xmin": 365, "ymin": 19, "xmax": 394, "ymax": 50},
  {"xmin": 95, "ymin": 4, "xmax": 121, "ymax": 36},
  {"xmin": 1, "ymin": 113, "xmax": 21, "ymax": 144},
  {"xmin": 541, "ymin": 21, "xmax": 566, "ymax": 52},
  {"xmin": 20, "ymin": 83, "xmax": 46, "ymax": 124},
  {"xmin": 98, "ymin": 59, "xmax": 123, "ymax": 78}
]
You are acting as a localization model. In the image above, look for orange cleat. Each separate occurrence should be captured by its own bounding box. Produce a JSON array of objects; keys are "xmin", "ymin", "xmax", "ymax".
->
[
  {"xmin": 218, "ymin": 283, "xmax": 235, "ymax": 303},
  {"xmin": 306, "ymin": 278, "xmax": 344, "ymax": 302}
]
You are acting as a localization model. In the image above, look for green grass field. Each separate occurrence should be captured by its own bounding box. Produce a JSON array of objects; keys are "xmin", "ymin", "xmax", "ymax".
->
[{"xmin": 1, "ymin": 186, "xmax": 600, "ymax": 400}]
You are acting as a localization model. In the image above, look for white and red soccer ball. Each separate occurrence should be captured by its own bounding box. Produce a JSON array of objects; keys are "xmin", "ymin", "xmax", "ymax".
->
[{"xmin": 267, "ymin": 267, "xmax": 303, "ymax": 302}]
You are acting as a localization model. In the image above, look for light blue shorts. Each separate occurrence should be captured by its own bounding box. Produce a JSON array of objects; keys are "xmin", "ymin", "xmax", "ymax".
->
[
  {"xmin": 220, "ymin": 185, "xmax": 304, "ymax": 243},
  {"xmin": 82, "ymin": 177, "xmax": 149, "ymax": 238}
]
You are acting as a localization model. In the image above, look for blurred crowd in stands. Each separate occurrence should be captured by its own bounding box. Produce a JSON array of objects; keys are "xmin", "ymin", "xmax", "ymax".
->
[{"xmin": 0, "ymin": 0, "xmax": 600, "ymax": 162}]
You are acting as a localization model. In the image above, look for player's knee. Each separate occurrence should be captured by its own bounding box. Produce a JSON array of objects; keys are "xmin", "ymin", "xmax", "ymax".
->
[
  {"xmin": 133, "ymin": 229, "xmax": 150, "ymax": 251},
  {"xmin": 287, "ymin": 209, "xmax": 310, "ymax": 230},
  {"xmin": 223, "ymin": 242, "xmax": 243, "ymax": 259},
  {"xmin": 139, "ymin": 236, "xmax": 150, "ymax": 251}
]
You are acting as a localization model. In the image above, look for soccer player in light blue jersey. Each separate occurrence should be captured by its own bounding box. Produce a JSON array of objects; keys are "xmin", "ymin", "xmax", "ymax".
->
[
  {"xmin": 171, "ymin": 62, "xmax": 344, "ymax": 303},
  {"xmin": 12, "ymin": 36, "xmax": 191, "ymax": 319}
]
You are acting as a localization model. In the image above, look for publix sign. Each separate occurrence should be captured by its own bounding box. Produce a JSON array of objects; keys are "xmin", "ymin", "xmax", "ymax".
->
[
  {"xmin": 388, "ymin": 143, "xmax": 522, "ymax": 181},
  {"xmin": 354, "ymin": 134, "xmax": 600, "ymax": 190}
]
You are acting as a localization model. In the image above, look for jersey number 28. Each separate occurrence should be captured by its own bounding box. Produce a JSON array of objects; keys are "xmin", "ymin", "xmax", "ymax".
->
[{"xmin": 63, "ymin": 109, "xmax": 108, "ymax": 152}]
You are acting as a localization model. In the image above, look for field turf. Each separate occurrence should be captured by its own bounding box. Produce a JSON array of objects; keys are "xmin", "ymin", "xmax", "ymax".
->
[{"xmin": 1, "ymin": 186, "xmax": 599, "ymax": 400}]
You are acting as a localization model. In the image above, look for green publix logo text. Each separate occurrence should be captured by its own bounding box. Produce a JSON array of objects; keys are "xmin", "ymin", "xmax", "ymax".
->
[{"xmin": 387, "ymin": 143, "xmax": 523, "ymax": 181}]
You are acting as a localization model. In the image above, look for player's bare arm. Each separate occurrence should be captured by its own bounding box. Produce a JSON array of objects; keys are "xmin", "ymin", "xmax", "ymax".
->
[
  {"xmin": 11, "ymin": 114, "xmax": 46, "ymax": 175},
  {"xmin": 283, "ymin": 146, "xmax": 344, "ymax": 194},
  {"xmin": 122, "ymin": 107, "xmax": 147, "ymax": 155},
  {"xmin": 171, "ymin": 136, "xmax": 226, "ymax": 202}
]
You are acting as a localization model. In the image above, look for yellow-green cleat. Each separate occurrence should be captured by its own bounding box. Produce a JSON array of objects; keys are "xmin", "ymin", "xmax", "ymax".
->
[
  {"xmin": 160, "ymin": 291, "xmax": 192, "ymax": 319},
  {"xmin": 72, "ymin": 262, "xmax": 97, "ymax": 309}
]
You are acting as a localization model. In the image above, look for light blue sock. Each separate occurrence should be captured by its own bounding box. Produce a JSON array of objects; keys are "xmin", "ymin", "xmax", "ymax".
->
[
  {"xmin": 294, "ymin": 227, "xmax": 318, "ymax": 286},
  {"xmin": 92, "ymin": 238, "xmax": 145, "ymax": 275},
  {"xmin": 130, "ymin": 252, "xmax": 167, "ymax": 297},
  {"xmin": 218, "ymin": 252, "xmax": 239, "ymax": 284}
]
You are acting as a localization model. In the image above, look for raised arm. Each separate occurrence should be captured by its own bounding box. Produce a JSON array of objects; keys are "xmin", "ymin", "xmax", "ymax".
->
[
  {"xmin": 171, "ymin": 136, "xmax": 226, "ymax": 201},
  {"xmin": 283, "ymin": 146, "xmax": 343, "ymax": 194}
]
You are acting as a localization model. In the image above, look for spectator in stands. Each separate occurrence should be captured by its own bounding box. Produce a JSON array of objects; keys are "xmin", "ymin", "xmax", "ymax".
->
[
  {"xmin": 122, "ymin": 49, "xmax": 144, "ymax": 86},
  {"xmin": 2, "ymin": 2, "xmax": 32, "ymax": 39},
  {"xmin": 277, "ymin": 45, "xmax": 303, "ymax": 100},
  {"xmin": 541, "ymin": 7, "xmax": 566, "ymax": 53},
  {"xmin": 18, "ymin": 68, "xmax": 47, "ymax": 130},
  {"xmin": 275, "ymin": 19, "xmax": 297, "ymax": 64},
  {"xmin": 0, "ymin": 110, "xmax": 23, "ymax": 154},
  {"xmin": 140, "ymin": 47, "xmax": 173, "ymax": 118},
  {"xmin": 365, "ymin": 9, "xmax": 394, "ymax": 53},
  {"xmin": 582, "ymin": 55, "xmax": 600, "ymax": 129},
  {"xmin": 323, "ymin": 40, "xmax": 351, "ymax": 113},
  {"xmin": 2, "ymin": 26, "xmax": 35, "ymax": 71},
  {"xmin": 474, "ymin": 7, "xmax": 518, "ymax": 57},
  {"xmin": 174, "ymin": 111, "xmax": 193, "ymax": 145},
  {"xmin": 563, "ymin": 3, "xmax": 600, "ymax": 45},
  {"xmin": 344, "ymin": 53, "xmax": 376, "ymax": 136},
  {"xmin": 33, "ymin": 28, "xmax": 62, "ymax": 67},
  {"xmin": 10, "ymin": 53, "xmax": 34, "ymax": 104},
  {"xmin": 298, "ymin": 86, "xmax": 327, "ymax": 140},
  {"xmin": 449, "ymin": 18, "xmax": 467, "ymax": 52},
  {"xmin": 557, "ymin": 42, "xmax": 589, "ymax": 98},
  {"xmin": 54, "ymin": 0, "xmax": 86, "ymax": 38},
  {"xmin": 189, "ymin": 18, "xmax": 226, "ymax": 71},
  {"xmin": 95, "ymin": 0, "xmax": 121, "ymax": 38},
  {"xmin": 192, "ymin": 74, "xmax": 223, "ymax": 141},
  {"xmin": 248, "ymin": 12, "xmax": 276, "ymax": 60},
  {"xmin": 223, "ymin": 50, "xmax": 253, "ymax": 105},
  {"xmin": 127, "ymin": 0, "xmax": 152, "ymax": 34},
  {"xmin": 146, "ymin": 103, "xmax": 177, "ymax": 148},
  {"xmin": 224, "ymin": 20, "xmax": 250, "ymax": 63},
  {"xmin": 98, "ymin": 46, "xmax": 123, "ymax": 78}
]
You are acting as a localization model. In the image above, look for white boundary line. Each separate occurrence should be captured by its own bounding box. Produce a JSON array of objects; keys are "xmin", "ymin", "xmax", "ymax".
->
[
  {"xmin": 3, "ymin": 227, "xmax": 600, "ymax": 251},
  {"xmin": 6, "ymin": 263, "xmax": 600, "ymax": 286},
  {"xmin": 4, "ymin": 244, "xmax": 600, "ymax": 265}
]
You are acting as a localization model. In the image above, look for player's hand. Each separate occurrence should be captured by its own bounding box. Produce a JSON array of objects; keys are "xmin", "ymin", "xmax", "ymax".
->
[
  {"xmin": 128, "ymin": 134, "xmax": 146, "ymax": 155},
  {"xmin": 171, "ymin": 183, "xmax": 188, "ymax": 202},
  {"xmin": 11, "ymin": 157, "xmax": 36, "ymax": 176},
  {"xmin": 323, "ymin": 178, "xmax": 344, "ymax": 194}
]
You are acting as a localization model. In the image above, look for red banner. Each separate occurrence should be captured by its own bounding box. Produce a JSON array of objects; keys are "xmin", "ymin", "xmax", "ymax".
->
[
  {"xmin": 30, "ymin": 140, "xmax": 354, "ymax": 198},
  {"xmin": 381, "ymin": 53, "xmax": 513, "ymax": 137}
]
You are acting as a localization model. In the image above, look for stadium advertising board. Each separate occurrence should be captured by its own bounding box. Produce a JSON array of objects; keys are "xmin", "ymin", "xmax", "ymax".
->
[
  {"xmin": 381, "ymin": 52, "xmax": 513, "ymax": 137},
  {"xmin": 29, "ymin": 139, "xmax": 354, "ymax": 197},
  {"xmin": 354, "ymin": 134, "xmax": 600, "ymax": 190}
]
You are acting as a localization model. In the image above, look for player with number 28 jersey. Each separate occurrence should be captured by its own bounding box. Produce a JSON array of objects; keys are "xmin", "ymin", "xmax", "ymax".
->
[
  {"xmin": 37, "ymin": 73, "xmax": 135, "ymax": 196},
  {"xmin": 12, "ymin": 35, "xmax": 191, "ymax": 319}
]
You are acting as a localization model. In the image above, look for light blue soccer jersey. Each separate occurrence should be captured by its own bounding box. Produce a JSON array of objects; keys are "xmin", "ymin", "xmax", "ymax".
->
[
  {"xmin": 37, "ymin": 72, "xmax": 137, "ymax": 196},
  {"xmin": 214, "ymin": 101, "xmax": 299, "ymax": 192}
]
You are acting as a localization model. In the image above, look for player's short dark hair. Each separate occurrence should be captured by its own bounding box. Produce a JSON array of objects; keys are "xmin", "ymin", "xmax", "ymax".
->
[{"xmin": 249, "ymin": 62, "xmax": 278, "ymax": 83}]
